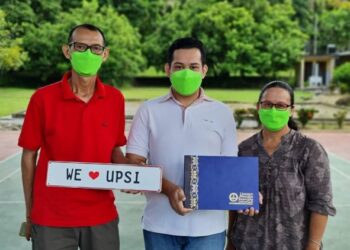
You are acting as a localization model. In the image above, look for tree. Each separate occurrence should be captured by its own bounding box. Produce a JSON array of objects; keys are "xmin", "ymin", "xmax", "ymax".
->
[
  {"xmin": 21, "ymin": 0, "xmax": 144, "ymax": 86},
  {"xmin": 253, "ymin": 1, "xmax": 308, "ymax": 76},
  {"xmin": 114, "ymin": 0, "xmax": 172, "ymax": 38},
  {"xmin": 0, "ymin": 10, "xmax": 28, "ymax": 72},
  {"xmin": 193, "ymin": 2, "xmax": 256, "ymax": 77},
  {"xmin": 141, "ymin": 0, "xmax": 212, "ymax": 70},
  {"xmin": 30, "ymin": 0, "xmax": 63, "ymax": 23},
  {"xmin": 291, "ymin": 0, "xmax": 313, "ymax": 34},
  {"xmin": 0, "ymin": 0, "xmax": 37, "ymax": 38},
  {"xmin": 319, "ymin": 8, "xmax": 350, "ymax": 51}
]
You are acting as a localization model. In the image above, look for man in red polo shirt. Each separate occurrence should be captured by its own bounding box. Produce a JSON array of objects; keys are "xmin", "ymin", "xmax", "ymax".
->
[{"xmin": 18, "ymin": 23, "xmax": 127, "ymax": 250}]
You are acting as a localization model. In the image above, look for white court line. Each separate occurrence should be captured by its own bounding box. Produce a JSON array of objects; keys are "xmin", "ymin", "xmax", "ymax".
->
[
  {"xmin": 0, "ymin": 151, "xmax": 21, "ymax": 164},
  {"xmin": 331, "ymin": 166, "xmax": 350, "ymax": 181},
  {"xmin": 0, "ymin": 168, "xmax": 20, "ymax": 184},
  {"xmin": 329, "ymin": 153, "xmax": 350, "ymax": 181},
  {"xmin": 329, "ymin": 152, "xmax": 350, "ymax": 164}
]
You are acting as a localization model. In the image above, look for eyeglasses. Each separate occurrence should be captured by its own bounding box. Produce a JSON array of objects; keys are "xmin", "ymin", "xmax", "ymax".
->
[
  {"xmin": 69, "ymin": 42, "xmax": 105, "ymax": 55},
  {"xmin": 259, "ymin": 101, "xmax": 292, "ymax": 111}
]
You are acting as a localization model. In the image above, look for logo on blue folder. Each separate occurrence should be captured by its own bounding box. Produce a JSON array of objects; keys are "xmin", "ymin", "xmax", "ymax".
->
[{"xmin": 229, "ymin": 192, "xmax": 254, "ymax": 205}]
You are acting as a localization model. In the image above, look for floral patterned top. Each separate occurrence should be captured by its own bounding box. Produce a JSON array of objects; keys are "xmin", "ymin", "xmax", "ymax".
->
[{"xmin": 231, "ymin": 130, "xmax": 336, "ymax": 250}]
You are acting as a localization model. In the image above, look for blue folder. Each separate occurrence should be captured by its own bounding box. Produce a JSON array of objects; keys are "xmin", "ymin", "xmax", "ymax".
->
[{"xmin": 184, "ymin": 155, "xmax": 259, "ymax": 210}]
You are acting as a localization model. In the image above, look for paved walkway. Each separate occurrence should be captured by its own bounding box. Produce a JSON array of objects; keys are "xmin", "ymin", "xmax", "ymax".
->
[{"xmin": 0, "ymin": 129, "xmax": 349, "ymax": 250}]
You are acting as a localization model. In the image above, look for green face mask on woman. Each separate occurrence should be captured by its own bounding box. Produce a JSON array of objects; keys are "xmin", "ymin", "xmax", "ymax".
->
[
  {"xmin": 70, "ymin": 50, "xmax": 103, "ymax": 77},
  {"xmin": 170, "ymin": 69, "xmax": 202, "ymax": 96},
  {"xmin": 258, "ymin": 108, "xmax": 291, "ymax": 132}
]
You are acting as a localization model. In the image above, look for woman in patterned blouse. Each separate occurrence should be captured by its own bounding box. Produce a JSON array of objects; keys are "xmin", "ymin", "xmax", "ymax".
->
[{"xmin": 226, "ymin": 81, "xmax": 336, "ymax": 250}]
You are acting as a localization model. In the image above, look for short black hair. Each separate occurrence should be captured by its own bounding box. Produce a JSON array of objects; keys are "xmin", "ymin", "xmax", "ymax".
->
[
  {"xmin": 67, "ymin": 23, "xmax": 107, "ymax": 46},
  {"xmin": 167, "ymin": 37, "xmax": 206, "ymax": 65}
]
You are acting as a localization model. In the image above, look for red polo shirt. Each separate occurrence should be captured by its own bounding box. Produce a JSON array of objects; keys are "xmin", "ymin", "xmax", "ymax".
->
[{"xmin": 18, "ymin": 72, "xmax": 127, "ymax": 227}]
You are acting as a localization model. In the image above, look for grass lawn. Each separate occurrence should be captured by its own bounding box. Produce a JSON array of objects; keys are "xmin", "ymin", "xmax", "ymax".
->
[
  {"xmin": 121, "ymin": 87, "xmax": 313, "ymax": 103},
  {"xmin": 0, "ymin": 86, "xmax": 313, "ymax": 116},
  {"xmin": 0, "ymin": 87, "xmax": 35, "ymax": 117}
]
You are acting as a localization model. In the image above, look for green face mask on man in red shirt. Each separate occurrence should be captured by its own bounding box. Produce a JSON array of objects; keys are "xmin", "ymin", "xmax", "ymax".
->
[{"xmin": 70, "ymin": 50, "xmax": 103, "ymax": 77}]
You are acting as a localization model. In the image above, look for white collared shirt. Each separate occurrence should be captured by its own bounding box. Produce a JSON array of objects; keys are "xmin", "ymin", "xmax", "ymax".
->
[{"xmin": 126, "ymin": 89, "xmax": 238, "ymax": 236}]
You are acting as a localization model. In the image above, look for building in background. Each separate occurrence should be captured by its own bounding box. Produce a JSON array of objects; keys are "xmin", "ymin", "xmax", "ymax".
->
[{"xmin": 297, "ymin": 45, "xmax": 350, "ymax": 89}]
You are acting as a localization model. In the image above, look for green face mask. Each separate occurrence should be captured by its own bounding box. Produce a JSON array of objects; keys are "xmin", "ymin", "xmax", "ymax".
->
[
  {"xmin": 170, "ymin": 69, "xmax": 202, "ymax": 96},
  {"xmin": 70, "ymin": 50, "xmax": 103, "ymax": 77},
  {"xmin": 258, "ymin": 107, "xmax": 290, "ymax": 132}
]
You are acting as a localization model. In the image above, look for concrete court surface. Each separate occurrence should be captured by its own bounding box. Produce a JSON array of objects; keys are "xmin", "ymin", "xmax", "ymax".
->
[{"xmin": 0, "ymin": 130, "xmax": 349, "ymax": 249}]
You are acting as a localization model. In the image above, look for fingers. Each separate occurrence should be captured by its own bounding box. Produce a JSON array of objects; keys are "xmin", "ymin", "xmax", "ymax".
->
[
  {"xmin": 176, "ymin": 188, "xmax": 186, "ymax": 202},
  {"xmin": 169, "ymin": 187, "xmax": 192, "ymax": 216},
  {"xmin": 237, "ymin": 207, "xmax": 259, "ymax": 216},
  {"xmin": 259, "ymin": 192, "xmax": 263, "ymax": 205},
  {"xmin": 25, "ymin": 223, "xmax": 31, "ymax": 241}
]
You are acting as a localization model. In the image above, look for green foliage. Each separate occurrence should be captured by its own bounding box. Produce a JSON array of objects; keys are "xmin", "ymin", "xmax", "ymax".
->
[
  {"xmin": 253, "ymin": 1, "xmax": 308, "ymax": 76},
  {"xmin": 31, "ymin": 0, "xmax": 62, "ymax": 23},
  {"xmin": 193, "ymin": 3, "xmax": 255, "ymax": 76},
  {"xmin": 0, "ymin": 0, "xmax": 345, "ymax": 84},
  {"xmin": 333, "ymin": 63, "xmax": 350, "ymax": 92},
  {"xmin": 21, "ymin": 0, "xmax": 145, "ymax": 85},
  {"xmin": 0, "ymin": 10, "xmax": 28, "ymax": 71},
  {"xmin": 319, "ymin": 8, "xmax": 350, "ymax": 51},
  {"xmin": 333, "ymin": 110, "xmax": 348, "ymax": 129},
  {"xmin": 291, "ymin": 0, "xmax": 313, "ymax": 34},
  {"xmin": 143, "ymin": 0, "xmax": 307, "ymax": 78},
  {"xmin": 0, "ymin": 0, "xmax": 36, "ymax": 37},
  {"xmin": 141, "ymin": 0, "xmax": 204, "ymax": 70},
  {"xmin": 115, "ymin": 0, "xmax": 171, "ymax": 39},
  {"xmin": 297, "ymin": 108, "xmax": 318, "ymax": 128},
  {"xmin": 339, "ymin": 83, "xmax": 349, "ymax": 94}
]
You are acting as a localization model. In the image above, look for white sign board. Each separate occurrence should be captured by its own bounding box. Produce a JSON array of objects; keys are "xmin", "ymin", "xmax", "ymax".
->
[{"xmin": 47, "ymin": 161, "xmax": 162, "ymax": 192}]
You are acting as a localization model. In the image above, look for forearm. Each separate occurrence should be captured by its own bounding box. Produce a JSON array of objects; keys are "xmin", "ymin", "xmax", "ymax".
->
[
  {"xmin": 21, "ymin": 149, "xmax": 37, "ymax": 219},
  {"xmin": 161, "ymin": 178, "xmax": 178, "ymax": 197},
  {"xmin": 112, "ymin": 147, "xmax": 130, "ymax": 164},
  {"xmin": 306, "ymin": 212, "xmax": 328, "ymax": 250}
]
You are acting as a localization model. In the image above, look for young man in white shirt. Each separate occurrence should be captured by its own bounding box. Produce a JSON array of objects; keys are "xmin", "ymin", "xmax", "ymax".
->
[{"xmin": 126, "ymin": 37, "xmax": 237, "ymax": 250}]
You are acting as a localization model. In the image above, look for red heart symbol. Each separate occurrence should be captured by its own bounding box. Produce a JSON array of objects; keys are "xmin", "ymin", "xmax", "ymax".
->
[{"xmin": 89, "ymin": 171, "xmax": 99, "ymax": 180}]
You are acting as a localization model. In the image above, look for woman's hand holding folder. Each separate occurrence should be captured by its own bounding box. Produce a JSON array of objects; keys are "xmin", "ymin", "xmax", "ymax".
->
[{"xmin": 237, "ymin": 192, "xmax": 263, "ymax": 216}]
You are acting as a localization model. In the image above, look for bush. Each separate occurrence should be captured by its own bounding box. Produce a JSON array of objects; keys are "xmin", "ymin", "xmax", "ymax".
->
[
  {"xmin": 333, "ymin": 63, "xmax": 350, "ymax": 93},
  {"xmin": 339, "ymin": 83, "xmax": 349, "ymax": 94},
  {"xmin": 234, "ymin": 108, "xmax": 261, "ymax": 129},
  {"xmin": 335, "ymin": 95, "xmax": 350, "ymax": 106},
  {"xmin": 333, "ymin": 110, "xmax": 348, "ymax": 129},
  {"xmin": 247, "ymin": 108, "xmax": 261, "ymax": 128},
  {"xmin": 297, "ymin": 108, "xmax": 318, "ymax": 128},
  {"xmin": 234, "ymin": 109, "xmax": 249, "ymax": 128}
]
